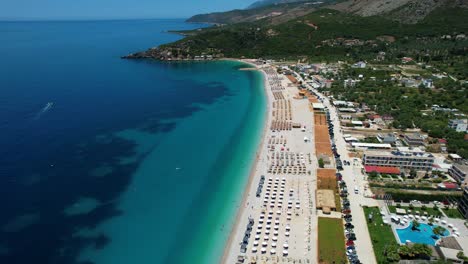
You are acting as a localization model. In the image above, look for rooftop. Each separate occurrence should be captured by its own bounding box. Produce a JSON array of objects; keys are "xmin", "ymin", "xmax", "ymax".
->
[{"xmin": 364, "ymin": 165, "xmax": 400, "ymax": 175}]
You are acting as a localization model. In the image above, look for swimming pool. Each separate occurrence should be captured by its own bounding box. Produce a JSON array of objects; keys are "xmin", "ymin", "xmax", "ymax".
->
[{"xmin": 396, "ymin": 222, "xmax": 450, "ymax": 245}]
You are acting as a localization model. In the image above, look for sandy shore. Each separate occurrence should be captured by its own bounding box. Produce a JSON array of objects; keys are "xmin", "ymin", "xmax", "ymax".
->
[
  {"xmin": 222, "ymin": 60, "xmax": 317, "ymax": 264},
  {"xmin": 220, "ymin": 60, "xmax": 273, "ymax": 264}
]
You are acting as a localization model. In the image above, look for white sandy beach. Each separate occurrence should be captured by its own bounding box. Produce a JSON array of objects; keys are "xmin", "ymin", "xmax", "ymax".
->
[{"xmin": 222, "ymin": 61, "xmax": 318, "ymax": 264}]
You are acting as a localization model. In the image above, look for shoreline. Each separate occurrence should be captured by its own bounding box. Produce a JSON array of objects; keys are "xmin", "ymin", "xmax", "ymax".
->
[{"xmin": 220, "ymin": 59, "xmax": 272, "ymax": 264}]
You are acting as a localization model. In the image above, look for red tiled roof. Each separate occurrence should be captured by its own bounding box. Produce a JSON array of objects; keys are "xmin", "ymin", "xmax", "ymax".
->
[
  {"xmin": 438, "ymin": 138, "xmax": 447, "ymax": 144},
  {"xmin": 443, "ymin": 182, "xmax": 458, "ymax": 189},
  {"xmin": 364, "ymin": 165, "xmax": 400, "ymax": 175}
]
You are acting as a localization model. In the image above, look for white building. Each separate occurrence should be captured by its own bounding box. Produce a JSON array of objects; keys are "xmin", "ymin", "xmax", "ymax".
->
[{"xmin": 448, "ymin": 119, "xmax": 468, "ymax": 132}]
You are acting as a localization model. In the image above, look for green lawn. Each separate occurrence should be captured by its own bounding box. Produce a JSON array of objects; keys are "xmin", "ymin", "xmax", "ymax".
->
[
  {"xmin": 442, "ymin": 208, "xmax": 464, "ymax": 219},
  {"xmin": 388, "ymin": 205, "xmax": 441, "ymax": 217},
  {"xmin": 363, "ymin": 207, "xmax": 398, "ymax": 264},
  {"xmin": 318, "ymin": 217, "xmax": 346, "ymax": 264}
]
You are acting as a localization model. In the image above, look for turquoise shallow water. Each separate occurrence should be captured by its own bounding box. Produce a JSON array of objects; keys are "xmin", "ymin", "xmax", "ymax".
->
[
  {"xmin": 78, "ymin": 61, "xmax": 266, "ymax": 264},
  {"xmin": 0, "ymin": 20, "xmax": 266, "ymax": 264},
  {"xmin": 397, "ymin": 222, "xmax": 449, "ymax": 246}
]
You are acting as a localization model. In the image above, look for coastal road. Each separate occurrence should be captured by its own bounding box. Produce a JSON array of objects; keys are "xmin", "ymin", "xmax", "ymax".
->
[{"xmin": 312, "ymin": 88, "xmax": 378, "ymax": 264}]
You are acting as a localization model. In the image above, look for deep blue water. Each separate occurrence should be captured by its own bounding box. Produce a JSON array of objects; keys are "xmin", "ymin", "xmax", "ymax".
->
[{"xmin": 0, "ymin": 20, "xmax": 266, "ymax": 263}]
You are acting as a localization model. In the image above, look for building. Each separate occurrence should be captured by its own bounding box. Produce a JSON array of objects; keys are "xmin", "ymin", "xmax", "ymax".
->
[
  {"xmin": 449, "ymin": 162, "xmax": 468, "ymax": 185},
  {"xmin": 363, "ymin": 149, "xmax": 434, "ymax": 171},
  {"xmin": 352, "ymin": 143, "xmax": 392, "ymax": 150},
  {"xmin": 352, "ymin": 61, "xmax": 366, "ymax": 68},
  {"xmin": 316, "ymin": 189, "xmax": 336, "ymax": 213},
  {"xmin": 422, "ymin": 78, "xmax": 434, "ymax": 88},
  {"xmin": 377, "ymin": 133, "xmax": 397, "ymax": 144},
  {"xmin": 448, "ymin": 119, "xmax": 468, "ymax": 132},
  {"xmin": 437, "ymin": 236, "xmax": 468, "ymax": 262},
  {"xmin": 344, "ymin": 79, "xmax": 357, "ymax": 88},
  {"xmin": 459, "ymin": 187, "xmax": 468, "ymax": 219},
  {"xmin": 404, "ymin": 133, "xmax": 425, "ymax": 146}
]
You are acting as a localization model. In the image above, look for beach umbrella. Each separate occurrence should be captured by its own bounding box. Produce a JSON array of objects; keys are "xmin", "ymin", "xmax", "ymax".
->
[
  {"xmin": 454, "ymin": 231, "xmax": 460, "ymax": 235},
  {"xmin": 408, "ymin": 214, "xmax": 414, "ymax": 218},
  {"xmin": 287, "ymin": 216, "xmax": 291, "ymax": 220},
  {"xmin": 275, "ymin": 220, "xmax": 280, "ymax": 224},
  {"xmin": 285, "ymin": 232, "xmax": 290, "ymax": 237},
  {"xmin": 286, "ymin": 225, "xmax": 291, "ymax": 231},
  {"xmin": 265, "ymin": 230, "xmax": 270, "ymax": 235},
  {"xmin": 255, "ymin": 235, "xmax": 260, "ymax": 240},
  {"xmin": 261, "ymin": 247, "xmax": 266, "ymax": 253},
  {"xmin": 259, "ymin": 215, "xmax": 264, "ymax": 219},
  {"xmin": 287, "ymin": 211, "xmax": 292, "ymax": 215},
  {"xmin": 405, "ymin": 240, "xmax": 411, "ymax": 244},
  {"xmin": 452, "ymin": 227, "xmax": 458, "ymax": 231},
  {"xmin": 266, "ymin": 225, "xmax": 271, "ymax": 229},
  {"xmin": 274, "ymin": 230, "xmax": 278, "ymax": 235},
  {"xmin": 262, "ymin": 242, "xmax": 267, "ymax": 247},
  {"xmin": 271, "ymin": 242, "xmax": 277, "ymax": 248},
  {"xmin": 288, "ymin": 205, "xmax": 292, "ymax": 209},
  {"xmin": 252, "ymin": 247, "xmax": 257, "ymax": 253},
  {"xmin": 442, "ymin": 220, "xmax": 447, "ymax": 224},
  {"xmin": 448, "ymin": 223, "xmax": 454, "ymax": 228},
  {"xmin": 253, "ymin": 241, "xmax": 259, "ymax": 246},
  {"xmin": 403, "ymin": 215, "xmax": 408, "ymax": 219},
  {"xmin": 259, "ymin": 219, "xmax": 264, "ymax": 224},
  {"xmin": 256, "ymin": 229, "xmax": 262, "ymax": 234},
  {"xmin": 272, "ymin": 236, "xmax": 278, "ymax": 241},
  {"xmin": 264, "ymin": 235, "xmax": 269, "ymax": 240},
  {"xmin": 283, "ymin": 243, "xmax": 289, "ymax": 249},
  {"xmin": 288, "ymin": 201, "xmax": 293, "ymax": 204},
  {"xmin": 258, "ymin": 224, "xmax": 263, "ymax": 229},
  {"xmin": 295, "ymin": 205, "xmax": 300, "ymax": 209},
  {"xmin": 283, "ymin": 250, "xmax": 288, "ymax": 256},
  {"xmin": 270, "ymin": 249, "xmax": 276, "ymax": 255},
  {"xmin": 270, "ymin": 203, "xmax": 275, "ymax": 208},
  {"xmin": 269, "ymin": 210, "xmax": 274, "ymax": 214},
  {"xmin": 276, "ymin": 210, "xmax": 281, "ymax": 215},
  {"xmin": 434, "ymin": 218, "xmax": 440, "ymax": 222}
]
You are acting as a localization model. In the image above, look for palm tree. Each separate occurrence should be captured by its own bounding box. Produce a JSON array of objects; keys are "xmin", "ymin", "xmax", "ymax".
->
[
  {"xmin": 433, "ymin": 226, "xmax": 446, "ymax": 236},
  {"xmin": 412, "ymin": 220, "xmax": 420, "ymax": 230}
]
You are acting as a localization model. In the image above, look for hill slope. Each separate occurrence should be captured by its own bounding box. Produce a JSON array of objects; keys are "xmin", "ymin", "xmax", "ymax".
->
[
  {"xmin": 330, "ymin": 0, "xmax": 468, "ymax": 23},
  {"xmin": 186, "ymin": 1, "xmax": 335, "ymax": 24},
  {"xmin": 248, "ymin": 0, "xmax": 313, "ymax": 9}
]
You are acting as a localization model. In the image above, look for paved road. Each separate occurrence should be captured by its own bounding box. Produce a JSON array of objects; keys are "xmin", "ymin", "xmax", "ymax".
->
[{"xmin": 290, "ymin": 70, "xmax": 378, "ymax": 263}]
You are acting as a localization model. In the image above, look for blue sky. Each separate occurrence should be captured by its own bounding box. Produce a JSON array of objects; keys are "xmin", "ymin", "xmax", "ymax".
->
[{"xmin": 0, "ymin": 0, "xmax": 255, "ymax": 20}]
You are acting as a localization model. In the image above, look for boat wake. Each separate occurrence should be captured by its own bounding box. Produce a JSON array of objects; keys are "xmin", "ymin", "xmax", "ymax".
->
[{"xmin": 34, "ymin": 102, "xmax": 54, "ymax": 120}]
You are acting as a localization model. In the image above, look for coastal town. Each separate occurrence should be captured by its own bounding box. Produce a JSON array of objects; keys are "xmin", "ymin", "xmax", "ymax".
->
[{"xmin": 224, "ymin": 58, "xmax": 468, "ymax": 264}]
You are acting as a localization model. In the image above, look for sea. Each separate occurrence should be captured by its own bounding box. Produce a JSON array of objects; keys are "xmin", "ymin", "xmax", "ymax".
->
[{"xmin": 0, "ymin": 19, "xmax": 266, "ymax": 264}]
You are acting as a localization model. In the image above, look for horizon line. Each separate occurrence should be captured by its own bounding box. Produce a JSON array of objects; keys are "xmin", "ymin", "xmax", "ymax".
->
[{"xmin": 0, "ymin": 17, "xmax": 191, "ymax": 22}]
